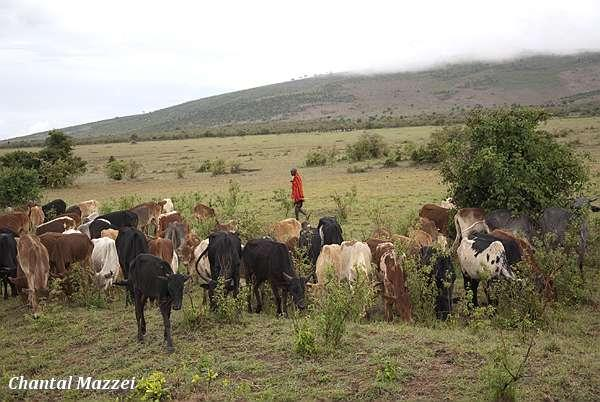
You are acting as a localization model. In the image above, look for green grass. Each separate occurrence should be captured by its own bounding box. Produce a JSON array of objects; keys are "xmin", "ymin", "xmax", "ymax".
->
[{"xmin": 1, "ymin": 116, "xmax": 599, "ymax": 400}]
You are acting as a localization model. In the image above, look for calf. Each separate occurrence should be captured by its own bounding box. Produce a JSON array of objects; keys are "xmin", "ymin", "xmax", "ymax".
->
[
  {"xmin": 374, "ymin": 242, "xmax": 411, "ymax": 322},
  {"xmin": 39, "ymin": 232, "xmax": 94, "ymax": 277},
  {"xmin": 78, "ymin": 200, "xmax": 99, "ymax": 219},
  {"xmin": 36, "ymin": 216, "xmax": 76, "ymax": 235},
  {"xmin": 339, "ymin": 240, "xmax": 372, "ymax": 283},
  {"xmin": 149, "ymin": 238, "xmax": 179, "ymax": 273},
  {"xmin": 315, "ymin": 244, "xmax": 343, "ymax": 285},
  {"xmin": 243, "ymin": 239, "xmax": 307, "ymax": 316},
  {"xmin": 0, "ymin": 211, "xmax": 30, "ymax": 235},
  {"xmin": 457, "ymin": 233, "xmax": 514, "ymax": 306},
  {"xmin": 451, "ymin": 208, "xmax": 487, "ymax": 251},
  {"xmin": 193, "ymin": 203, "xmax": 215, "ymax": 221},
  {"xmin": 91, "ymin": 237, "xmax": 121, "ymax": 290},
  {"xmin": 0, "ymin": 230, "xmax": 19, "ymax": 299},
  {"xmin": 130, "ymin": 201, "xmax": 165, "ymax": 235},
  {"xmin": 12, "ymin": 234, "xmax": 50, "ymax": 315},
  {"xmin": 28, "ymin": 205, "xmax": 45, "ymax": 230},
  {"xmin": 419, "ymin": 204, "xmax": 450, "ymax": 235},
  {"xmin": 117, "ymin": 254, "xmax": 188, "ymax": 352},
  {"xmin": 157, "ymin": 211, "xmax": 184, "ymax": 237},
  {"xmin": 419, "ymin": 246, "xmax": 456, "ymax": 319},
  {"xmin": 161, "ymin": 198, "xmax": 174, "ymax": 214},
  {"xmin": 272, "ymin": 218, "xmax": 301, "ymax": 249}
]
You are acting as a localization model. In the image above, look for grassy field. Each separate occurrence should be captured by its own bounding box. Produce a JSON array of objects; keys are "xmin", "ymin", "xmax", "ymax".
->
[{"xmin": 1, "ymin": 117, "xmax": 600, "ymax": 401}]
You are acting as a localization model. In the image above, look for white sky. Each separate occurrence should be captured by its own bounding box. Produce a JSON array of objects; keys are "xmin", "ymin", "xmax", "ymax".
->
[{"xmin": 1, "ymin": 0, "xmax": 600, "ymax": 139}]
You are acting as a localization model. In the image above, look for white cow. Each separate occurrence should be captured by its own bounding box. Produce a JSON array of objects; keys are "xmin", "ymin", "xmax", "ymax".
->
[
  {"xmin": 91, "ymin": 237, "xmax": 121, "ymax": 290},
  {"xmin": 340, "ymin": 241, "xmax": 373, "ymax": 283},
  {"xmin": 162, "ymin": 198, "xmax": 174, "ymax": 214}
]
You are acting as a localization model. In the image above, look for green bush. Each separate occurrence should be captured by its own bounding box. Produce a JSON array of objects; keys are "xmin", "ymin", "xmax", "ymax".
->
[
  {"xmin": 105, "ymin": 159, "xmax": 127, "ymax": 180},
  {"xmin": 382, "ymin": 157, "xmax": 398, "ymax": 168},
  {"xmin": 99, "ymin": 195, "xmax": 143, "ymax": 214},
  {"xmin": 441, "ymin": 107, "xmax": 588, "ymax": 212},
  {"xmin": 346, "ymin": 164, "xmax": 370, "ymax": 174},
  {"xmin": 211, "ymin": 159, "xmax": 227, "ymax": 176},
  {"xmin": 211, "ymin": 279, "xmax": 248, "ymax": 324},
  {"xmin": 65, "ymin": 263, "xmax": 107, "ymax": 309},
  {"xmin": 196, "ymin": 159, "xmax": 213, "ymax": 173},
  {"xmin": 292, "ymin": 317, "xmax": 317, "ymax": 357},
  {"xmin": 346, "ymin": 133, "xmax": 388, "ymax": 161},
  {"xmin": 136, "ymin": 371, "xmax": 169, "ymax": 401},
  {"xmin": 411, "ymin": 126, "xmax": 468, "ymax": 164},
  {"xmin": 305, "ymin": 148, "xmax": 338, "ymax": 167},
  {"xmin": 271, "ymin": 188, "xmax": 294, "ymax": 217},
  {"xmin": 126, "ymin": 160, "xmax": 143, "ymax": 179},
  {"xmin": 0, "ymin": 166, "xmax": 41, "ymax": 208},
  {"xmin": 229, "ymin": 161, "xmax": 241, "ymax": 174},
  {"xmin": 402, "ymin": 256, "xmax": 437, "ymax": 325},
  {"xmin": 330, "ymin": 185, "xmax": 358, "ymax": 223}
]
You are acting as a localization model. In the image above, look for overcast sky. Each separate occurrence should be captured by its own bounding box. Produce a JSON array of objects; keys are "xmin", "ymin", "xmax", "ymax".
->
[{"xmin": 2, "ymin": 0, "xmax": 600, "ymax": 139}]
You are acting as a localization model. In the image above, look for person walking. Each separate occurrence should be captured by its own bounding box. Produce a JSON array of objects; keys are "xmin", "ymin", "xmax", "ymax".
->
[{"xmin": 290, "ymin": 168, "xmax": 308, "ymax": 220}]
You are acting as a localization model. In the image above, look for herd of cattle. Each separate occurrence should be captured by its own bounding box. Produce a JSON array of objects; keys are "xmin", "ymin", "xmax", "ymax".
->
[{"xmin": 0, "ymin": 195, "xmax": 597, "ymax": 351}]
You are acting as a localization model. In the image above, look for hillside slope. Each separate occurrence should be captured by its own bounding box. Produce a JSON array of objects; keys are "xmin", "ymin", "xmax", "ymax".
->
[{"xmin": 8, "ymin": 52, "xmax": 600, "ymax": 143}]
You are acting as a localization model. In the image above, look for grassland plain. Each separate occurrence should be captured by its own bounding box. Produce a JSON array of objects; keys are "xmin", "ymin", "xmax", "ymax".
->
[{"xmin": 1, "ymin": 117, "xmax": 599, "ymax": 401}]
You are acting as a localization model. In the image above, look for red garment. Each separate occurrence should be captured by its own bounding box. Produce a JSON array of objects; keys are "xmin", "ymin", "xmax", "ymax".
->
[{"xmin": 291, "ymin": 174, "xmax": 304, "ymax": 202}]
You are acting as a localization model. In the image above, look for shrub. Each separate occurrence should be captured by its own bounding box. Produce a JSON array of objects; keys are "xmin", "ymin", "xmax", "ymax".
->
[
  {"xmin": 0, "ymin": 166, "xmax": 41, "ymax": 208},
  {"xmin": 292, "ymin": 317, "xmax": 317, "ymax": 357},
  {"xmin": 136, "ymin": 371, "xmax": 169, "ymax": 401},
  {"xmin": 106, "ymin": 159, "xmax": 127, "ymax": 180},
  {"xmin": 376, "ymin": 360, "xmax": 399, "ymax": 383},
  {"xmin": 229, "ymin": 161, "xmax": 241, "ymax": 174},
  {"xmin": 211, "ymin": 159, "xmax": 227, "ymax": 176},
  {"xmin": 272, "ymin": 188, "xmax": 294, "ymax": 218},
  {"xmin": 100, "ymin": 195, "xmax": 143, "ymax": 214},
  {"xmin": 411, "ymin": 125, "xmax": 468, "ymax": 164},
  {"xmin": 211, "ymin": 279, "xmax": 248, "ymax": 324},
  {"xmin": 346, "ymin": 165, "xmax": 370, "ymax": 174},
  {"xmin": 382, "ymin": 157, "xmax": 398, "ymax": 168},
  {"xmin": 126, "ymin": 160, "xmax": 143, "ymax": 179},
  {"xmin": 314, "ymin": 266, "xmax": 374, "ymax": 348},
  {"xmin": 402, "ymin": 256, "xmax": 437, "ymax": 325},
  {"xmin": 305, "ymin": 150, "xmax": 331, "ymax": 167},
  {"xmin": 38, "ymin": 130, "xmax": 86, "ymax": 187},
  {"xmin": 441, "ymin": 107, "xmax": 588, "ymax": 212},
  {"xmin": 196, "ymin": 159, "xmax": 213, "ymax": 173},
  {"xmin": 346, "ymin": 133, "xmax": 388, "ymax": 161},
  {"xmin": 65, "ymin": 263, "xmax": 107, "ymax": 309},
  {"xmin": 330, "ymin": 185, "xmax": 358, "ymax": 223},
  {"xmin": 393, "ymin": 141, "xmax": 416, "ymax": 162},
  {"xmin": 176, "ymin": 167, "xmax": 185, "ymax": 179}
]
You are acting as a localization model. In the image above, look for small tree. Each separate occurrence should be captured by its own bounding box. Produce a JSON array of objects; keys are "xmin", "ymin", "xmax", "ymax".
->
[
  {"xmin": 0, "ymin": 167, "xmax": 41, "ymax": 208},
  {"xmin": 106, "ymin": 160, "xmax": 127, "ymax": 181},
  {"xmin": 346, "ymin": 133, "xmax": 388, "ymax": 162},
  {"xmin": 441, "ymin": 108, "xmax": 588, "ymax": 213}
]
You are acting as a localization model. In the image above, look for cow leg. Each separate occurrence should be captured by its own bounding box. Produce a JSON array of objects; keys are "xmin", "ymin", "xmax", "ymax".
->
[
  {"xmin": 246, "ymin": 278, "xmax": 253, "ymax": 313},
  {"xmin": 271, "ymin": 283, "xmax": 283, "ymax": 316},
  {"xmin": 282, "ymin": 287, "xmax": 289, "ymax": 317},
  {"xmin": 135, "ymin": 294, "xmax": 146, "ymax": 342},
  {"xmin": 470, "ymin": 279, "xmax": 480, "ymax": 307},
  {"xmin": 2, "ymin": 278, "xmax": 7, "ymax": 300},
  {"xmin": 253, "ymin": 281, "xmax": 263, "ymax": 313},
  {"xmin": 160, "ymin": 301, "xmax": 174, "ymax": 352}
]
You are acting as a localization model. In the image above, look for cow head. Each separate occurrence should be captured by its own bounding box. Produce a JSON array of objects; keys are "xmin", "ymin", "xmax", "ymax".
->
[
  {"xmin": 159, "ymin": 273, "xmax": 189, "ymax": 310},
  {"xmin": 283, "ymin": 272, "xmax": 307, "ymax": 310},
  {"xmin": 494, "ymin": 251, "xmax": 515, "ymax": 280}
]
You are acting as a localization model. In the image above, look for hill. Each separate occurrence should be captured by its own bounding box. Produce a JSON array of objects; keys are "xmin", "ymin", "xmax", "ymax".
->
[{"xmin": 5, "ymin": 52, "xmax": 600, "ymax": 145}]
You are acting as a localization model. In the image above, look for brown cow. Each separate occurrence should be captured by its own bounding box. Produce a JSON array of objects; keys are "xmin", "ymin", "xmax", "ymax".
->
[
  {"xmin": 214, "ymin": 220, "xmax": 237, "ymax": 233},
  {"xmin": 39, "ymin": 232, "xmax": 93, "ymax": 277},
  {"xmin": 130, "ymin": 201, "xmax": 166, "ymax": 235},
  {"xmin": 419, "ymin": 204, "xmax": 449, "ymax": 235},
  {"xmin": 78, "ymin": 200, "xmax": 99, "ymax": 219},
  {"xmin": 57, "ymin": 212, "xmax": 82, "ymax": 226},
  {"xmin": 491, "ymin": 228, "xmax": 555, "ymax": 301},
  {"xmin": 157, "ymin": 211, "xmax": 184, "ymax": 237},
  {"xmin": 272, "ymin": 218, "xmax": 301, "ymax": 249},
  {"xmin": 194, "ymin": 203, "xmax": 215, "ymax": 221},
  {"xmin": 0, "ymin": 212, "xmax": 30, "ymax": 235},
  {"xmin": 180, "ymin": 232, "xmax": 201, "ymax": 266},
  {"xmin": 28, "ymin": 205, "xmax": 45, "ymax": 230},
  {"xmin": 419, "ymin": 217, "xmax": 438, "ymax": 240},
  {"xmin": 101, "ymin": 228, "xmax": 119, "ymax": 240},
  {"xmin": 374, "ymin": 242, "xmax": 411, "ymax": 322},
  {"xmin": 149, "ymin": 238, "xmax": 178, "ymax": 273},
  {"xmin": 36, "ymin": 217, "xmax": 76, "ymax": 235},
  {"xmin": 12, "ymin": 234, "xmax": 50, "ymax": 315},
  {"xmin": 451, "ymin": 208, "xmax": 487, "ymax": 251}
]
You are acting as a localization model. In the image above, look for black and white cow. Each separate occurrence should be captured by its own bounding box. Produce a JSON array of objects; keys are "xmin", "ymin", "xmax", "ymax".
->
[
  {"xmin": 242, "ymin": 239, "xmax": 307, "ymax": 316},
  {"xmin": 117, "ymin": 254, "xmax": 188, "ymax": 352},
  {"xmin": 317, "ymin": 216, "xmax": 343, "ymax": 247},
  {"xmin": 457, "ymin": 232, "xmax": 515, "ymax": 306}
]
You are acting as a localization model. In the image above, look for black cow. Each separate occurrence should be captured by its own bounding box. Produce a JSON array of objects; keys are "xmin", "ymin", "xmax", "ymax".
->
[
  {"xmin": 116, "ymin": 254, "xmax": 188, "ymax": 352},
  {"xmin": 298, "ymin": 222, "xmax": 321, "ymax": 269},
  {"xmin": 485, "ymin": 209, "xmax": 534, "ymax": 241},
  {"xmin": 42, "ymin": 199, "xmax": 66, "ymax": 220},
  {"xmin": 65, "ymin": 205, "xmax": 82, "ymax": 217},
  {"xmin": 0, "ymin": 230, "xmax": 19, "ymax": 299},
  {"xmin": 419, "ymin": 246, "xmax": 456, "ymax": 320},
  {"xmin": 317, "ymin": 216, "xmax": 343, "ymax": 246},
  {"xmin": 96, "ymin": 210, "xmax": 139, "ymax": 230},
  {"xmin": 195, "ymin": 231, "xmax": 242, "ymax": 308},
  {"xmin": 89, "ymin": 218, "xmax": 116, "ymax": 239},
  {"xmin": 115, "ymin": 227, "xmax": 149, "ymax": 302},
  {"xmin": 242, "ymin": 239, "xmax": 307, "ymax": 316}
]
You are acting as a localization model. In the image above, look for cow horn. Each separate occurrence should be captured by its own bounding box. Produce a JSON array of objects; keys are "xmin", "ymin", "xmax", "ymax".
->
[{"xmin": 282, "ymin": 272, "xmax": 294, "ymax": 282}]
